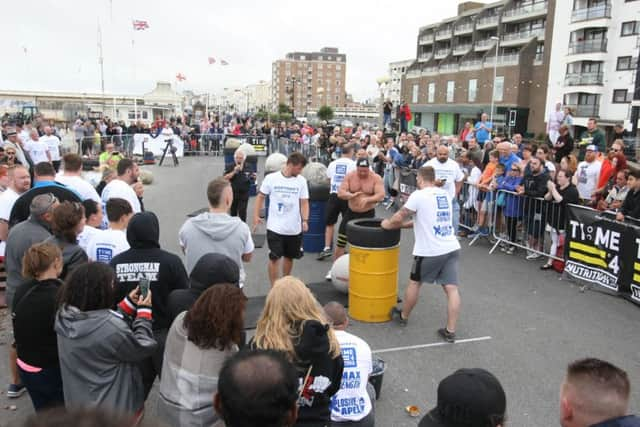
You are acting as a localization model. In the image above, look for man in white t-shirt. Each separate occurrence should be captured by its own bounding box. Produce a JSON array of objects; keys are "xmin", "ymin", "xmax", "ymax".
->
[
  {"xmin": 319, "ymin": 143, "xmax": 356, "ymax": 261},
  {"xmin": 253, "ymin": 152, "xmax": 309, "ymax": 286},
  {"xmin": 0, "ymin": 165, "xmax": 31, "ymax": 256},
  {"xmin": 382, "ymin": 165, "xmax": 462, "ymax": 343},
  {"xmin": 324, "ymin": 302, "xmax": 375, "ymax": 427},
  {"xmin": 101, "ymin": 158, "xmax": 142, "ymax": 213},
  {"xmin": 576, "ymin": 145, "xmax": 602, "ymax": 205},
  {"xmin": 56, "ymin": 153, "xmax": 101, "ymax": 203},
  {"xmin": 424, "ymin": 144, "xmax": 464, "ymax": 235},
  {"xmin": 77, "ymin": 199, "xmax": 104, "ymax": 253},
  {"xmin": 24, "ymin": 129, "xmax": 50, "ymax": 165},
  {"xmin": 40, "ymin": 126, "xmax": 62, "ymax": 172},
  {"xmin": 86, "ymin": 197, "xmax": 132, "ymax": 263}
]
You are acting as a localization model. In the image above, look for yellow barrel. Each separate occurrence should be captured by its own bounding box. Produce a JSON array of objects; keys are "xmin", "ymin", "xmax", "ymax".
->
[{"xmin": 346, "ymin": 218, "xmax": 401, "ymax": 323}]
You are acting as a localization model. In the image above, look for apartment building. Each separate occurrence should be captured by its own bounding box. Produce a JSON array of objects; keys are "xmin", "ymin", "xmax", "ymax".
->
[
  {"xmin": 244, "ymin": 80, "xmax": 272, "ymax": 113},
  {"xmin": 271, "ymin": 47, "xmax": 347, "ymax": 116},
  {"xmin": 388, "ymin": 59, "xmax": 414, "ymax": 106},
  {"xmin": 545, "ymin": 0, "xmax": 640, "ymax": 134},
  {"xmin": 403, "ymin": 0, "xmax": 554, "ymax": 136}
]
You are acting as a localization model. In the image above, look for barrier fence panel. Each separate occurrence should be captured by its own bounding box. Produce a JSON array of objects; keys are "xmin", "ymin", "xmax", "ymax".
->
[{"xmin": 398, "ymin": 167, "xmax": 417, "ymax": 206}]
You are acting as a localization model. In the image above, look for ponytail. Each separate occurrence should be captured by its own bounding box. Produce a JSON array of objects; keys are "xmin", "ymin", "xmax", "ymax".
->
[{"xmin": 21, "ymin": 242, "xmax": 61, "ymax": 279}]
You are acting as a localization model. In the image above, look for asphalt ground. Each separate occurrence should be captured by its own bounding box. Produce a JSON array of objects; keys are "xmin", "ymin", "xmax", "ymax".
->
[{"xmin": 1, "ymin": 155, "xmax": 639, "ymax": 427}]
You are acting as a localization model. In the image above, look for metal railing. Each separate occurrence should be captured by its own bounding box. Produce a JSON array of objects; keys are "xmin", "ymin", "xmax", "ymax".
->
[
  {"xmin": 454, "ymin": 23, "xmax": 474, "ymax": 34},
  {"xmin": 435, "ymin": 48, "xmax": 451, "ymax": 58},
  {"xmin": 453, "ymin": 44, "xmax": 472, "ymax": 54},
  {"xmin": 476, "ymin": 15, "xmax": 499, "ymax": 27},
  {"xmin": 435, "ymin": 28, "xmax": 453, "ymax": 40},
  {"xmin": 476, "ymin": 38, "xmax": 497, "ymax": 49},
  {"xmin": 502, "ymin": 1, "xmax": 548, "ymax": 19},
  {"xmin": 564, "ymin": 72, "xmax": 604, "ymax": 86},
  {"xmin": 501, "ymin": 28, "xmax": 545, "ymax": 42},
  {"xmin": 564, "ymin": 103, "xmax": 600, "ymax": 117},
  {"xmin": 419, "ymin": 34, "xmax": 434, "ymax": 44},
  {"xmin": 483, "ymin": 53, "xmax": 520, "ymax": 67},
  {"xmin": 440, "ymin": 62, "xmax": 460, "ymax": 72},
  {"xmin": 571, "ymin": 3, "xmax": 611, "ymax": 23},
  {"xmin": 460, "ymin": 59, "xmax": 483, "ymax": 70},
  {"xmin": 418, "ymin": 52, "xmax": 433, "ymax": 61},
  {"xmin": 568, "ymin": 38, "xmax": 607, "ymax": 54}
]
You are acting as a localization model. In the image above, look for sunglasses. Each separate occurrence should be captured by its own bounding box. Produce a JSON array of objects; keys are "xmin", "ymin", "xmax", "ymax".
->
[{"xmin": 610, "ymin": 148, "xmax": 621, "ymax": 152}]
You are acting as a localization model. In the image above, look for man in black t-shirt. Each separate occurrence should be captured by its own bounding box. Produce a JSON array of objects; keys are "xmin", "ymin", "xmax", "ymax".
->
[{"xmin": 223, "ymin": 150, "xmax": 255, "ymax": 222}]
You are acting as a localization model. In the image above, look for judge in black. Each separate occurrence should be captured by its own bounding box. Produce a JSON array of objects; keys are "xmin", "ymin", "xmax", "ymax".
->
[{"xmin": 223, "ymin": 150, "xmax": 255, "ymax": 222}]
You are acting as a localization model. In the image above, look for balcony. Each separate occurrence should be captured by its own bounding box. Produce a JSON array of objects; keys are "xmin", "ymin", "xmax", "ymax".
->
[
  {"xmin": 454, "ymin": 23, "xmax": 474, "ymax": 34},
  {"xmin": 484, "ymin": 53, "xmax": 520, "ymax": 67},
  {"xmin": 460, "ymin": 59, "xmax": 483, "ymax": 70},
  {"xmin": 422, "ymin": 66, "xmax": 439, "ymax": 76},
  {"xmin": 434, "ymin": 48, "xmax": 451, "ymax": 59},
  {"xmin": 453, "ymin": 43, "xmax": 472, "ymax": 55},
  {"xmin": 568, "ymin": 38, "xmax": 607, "ymax": 54},
  {"xmin": 475, "ymin": 38, "xmax": 497, "ymax": 50},
  {"xmin": 476, "ymin": 15, "xmax": 499, "ymax": 29},
  {"xmin": 440, "ymin": 63, "xmax": 460, "ymax": 73},
  {"xmin": 435, "ymin": 28, "xmax": 453, "ymax": 40},
  {"xmin": 565, "ymin": 104, "xmax": 599, "ymax": 117},
  {"xmin": 502, "ymin": 2, "xmax": 548, "ymax": 22},
  {"xmin": 418, "ymin": 52, "xmax": 433, "ymax": 62},
  {"xmin": 564, "ymin": 72, "xmax": 604, "ymax": 86},
  {"xmin": 571, "ymin": 3, "xmax": 611, "ymax": 23},
  {"xmin": 419, "ymin": 33, "xmax": 434, "ymax": 44},
  {"xmin": 500, "ymin": 28, "xmax": 545, "ymax": 46},
  {"xmin": 406, "ymin": 68, "xmax": 421, "ymax": 78}
]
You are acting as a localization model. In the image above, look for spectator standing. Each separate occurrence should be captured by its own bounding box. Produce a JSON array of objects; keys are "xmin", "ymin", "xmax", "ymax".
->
[
  {"xmin": 98, "ymin": 142, "xmax": 124, "ymax": 171},
  {"xmin": 595, "ymin": 141, "xmax": 626, "ymax": 199},
  {"xmin": 474, "ymin": 113, "xmax": 493, "ymax": 147},
  {"xmin": 547, "ymin": 102, "xmax": 565, "ymax": 145},
  {"xmin": 382, "ymin": 138, "xmax": 401, "ymax": 208},
  {"xmin": 324, "ymin": 302, "xmax": 375, "ymax": 427},
  {"xmin": 24, "ymin": 130, "xmax": 50, "ymax": 165},
  {"xmin": 101, "ymin": 158, "xmax": 142, "ymax": 213},
  {"xmin": 541, "ymin": 169, "xmax": 579, "ymax": 270},
  {"xmin": 55, "ymin": 154, "xmax": 101, "ymax": 203},
  {"xmin": 616, "ymin": 169, "xmax": 640, "ymax": 222},
  {"xmin": 252, "ymin": 153, "xmax": 309, "ymax": 286},
  {"xmin": 517, "ymin": 157, "xmax": 549, "ymax": 260},
  {"xmin": 560, "ymin": 358, "xmax": 640, "ymax": 427},
  {"xmin": 76, "ymin": 199, "xmax": 103, "ymax": 253},
  {"xmin": 39, "ymin": 127, "xmax": 61, "ymax": 172},
  {"xmin": 4, "ymin": 129, "xmax": 33, "ymax": 170},
  {"xmin": 55, "ymin": 262, "xmax": 157, "ymax": 416},
  {"xmin": 95, "ymin": 168, "xmax": 115, "ymax": 196},
  {"xmin": 180, "ymin": 177, "xmax": 253, "ymax": 285},
  {"xmin": 576, "ymin": 145, "xmax": 602, "ymax": 205},
  {"xmin": 598, "ymin": 170, "xmax": 629, "ymax": 211},
  {"xmin": 0, "ymin": 165, "xmax": 31, "ymax": 256},
  {"xmin": 424, "ymin": 145, "xmax": 464, "ymax": 235},
  {"xmin": 459, "ymin": 122, "xmax": 473, "ymax": 144},
  {"xmin": 1, "ymin": 144, "xmax": 22, "ymax": 167},
  {"xmin": 384, "ymin": 166, "xmax": 462, "ymax": 342},
  {"xmin": 554, "ymin": 125, "xmax": 574, "ymax": 163},
  {"xmin": 156, "ymin": 284, "xmax": 246, "ymax": 427},
  {"xmin": 44, "ymin": 201, "xmax": 87, "ymax": 280},
  {"xmin": 86, "ymin": 198, "xmax": 132, "ymax": 263},
  {"xmin": 578, "ymin": 118, "xmax": 606, "ymax": 161},
  {"xmin": 399, "ymin": 101, "xmax": 411, "ymax": 133},
  {"xmin": 11, "ymin": 243, "xmax": 64, "ymax": 411},
  {"xmin": 223, "ymin": 150, "xmax": 254, "ymax": 222},
  {"xmin": 497, "ymin": 163, "xmax": 524, "ymax": 254},
  {"xmin": 563, "ymin": 106, "xmax": 574, "ymax": 136}
]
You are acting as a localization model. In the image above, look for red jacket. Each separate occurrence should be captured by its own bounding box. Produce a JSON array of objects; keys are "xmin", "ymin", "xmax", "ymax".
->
[{"xmin": 400, "ymin": 104, "xmax": 412, "ymax": 121}]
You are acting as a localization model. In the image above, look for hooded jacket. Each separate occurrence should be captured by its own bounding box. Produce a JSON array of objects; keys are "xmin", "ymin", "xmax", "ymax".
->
[
  {"xmin": 44, "ymin": 235, "xmax": 87, "ymax": 280},
  {"xmin": 592, "ymin": 416, "xmax": 640, "ymax": 427},
  {"xmin": 54, "ymin": 301, "xmax": 157, "ymax": 414},
  {"xmin": 110, "ymin": 212, "xmax": 189, "ymax": 331},
  {"xmin": 178, "ymin": 211, "xmax": 253, "ymax": 280}
]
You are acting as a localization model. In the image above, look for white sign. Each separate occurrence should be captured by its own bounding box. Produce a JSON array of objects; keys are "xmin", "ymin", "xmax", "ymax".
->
[{"xmin": 132, "ymin": 133, "xmax": 184, "ymax": 157}]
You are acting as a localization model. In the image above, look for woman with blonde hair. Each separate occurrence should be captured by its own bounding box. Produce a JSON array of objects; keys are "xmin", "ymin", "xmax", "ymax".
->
[{"xmin": 251, "ymin": 276, "xmax": 344, "ymax": 427}]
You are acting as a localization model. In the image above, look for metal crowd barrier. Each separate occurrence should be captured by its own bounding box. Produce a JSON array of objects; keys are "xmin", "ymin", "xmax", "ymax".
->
[{"xmin": 270, "ymin": 137, "xmax": 331, "ymax": 164}]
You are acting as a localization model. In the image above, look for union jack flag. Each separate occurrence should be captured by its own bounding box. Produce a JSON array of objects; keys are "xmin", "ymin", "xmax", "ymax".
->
[
  {"xmin": 220, "ymin": 59, "xmax": 229, "ymax": 66},
  {"xmin": 132, "ymin": 20, "xmax": 149, "ymax": 30},
  {"xmin": 176, "ymin": 73, "xmax": 186, "ymax": 81},
  {"xmin": 208, "ymin": 57, "xmax": 216, "ymax": 64}
]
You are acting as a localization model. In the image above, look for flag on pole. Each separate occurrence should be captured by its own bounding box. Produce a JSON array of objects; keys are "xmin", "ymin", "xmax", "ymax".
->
[
  {"xmin": 176, "ymin": 73, "xmax": 186, "ymax": 81},
  {"xmin": 220, "ymin": 59, "xmax": 229, "ymax": 66},
  {"xmin": 208, "ymin": 57, "xmax": 216, "ymax": 64},
  {"xmin": 132, "ymin": 20, "xmax": 149, "ymax": 30}
]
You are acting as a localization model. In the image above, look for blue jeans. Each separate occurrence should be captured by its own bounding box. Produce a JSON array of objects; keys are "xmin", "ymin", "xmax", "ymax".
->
[
  {"xmin": 383, "ymin": 113, "xmax": 391, "ymax": 128},
  {"xmin": 452, "ymin": 198, "xmax": 460, "ymax": 235},
  {"xmin": 18, "ymin": 365, "xmax": 64, "ymax": 411}
]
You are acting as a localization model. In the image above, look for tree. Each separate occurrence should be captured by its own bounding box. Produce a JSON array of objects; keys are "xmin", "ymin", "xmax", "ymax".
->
[
  {"xmin": 278, "ymin": 103, "xmax": 291, "ymax": 115},
  {"xmin": 317, "ymin": 105, "xmax": 334, "ymax": 121}
]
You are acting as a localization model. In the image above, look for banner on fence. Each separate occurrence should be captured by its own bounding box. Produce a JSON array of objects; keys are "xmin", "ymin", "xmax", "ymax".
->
[
  {"xmin": 564, "ymin": 205, "xmax": 640, "ymax": 305},
  {"xmin": 133, "ymin": 134, "xmax": 184, "ymax": 157}
]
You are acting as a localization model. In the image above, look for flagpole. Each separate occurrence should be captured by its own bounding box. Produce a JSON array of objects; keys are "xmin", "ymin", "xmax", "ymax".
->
[
  {"xmin": 131, "ymin": 19, "xmax": 137, "ymax": 122},
  {"xmin": 97, "ymin": 19, "xmax": 106, "ymax": 113}
]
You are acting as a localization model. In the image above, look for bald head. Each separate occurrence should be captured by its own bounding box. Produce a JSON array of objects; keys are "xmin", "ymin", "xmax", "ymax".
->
[
  {"xmin": 324, "ymin": 301, "xmax": 347, "ymax": 329},
  {"xmin": 436, "ymin": 145, "xmax": 449, "ymax": 163}
]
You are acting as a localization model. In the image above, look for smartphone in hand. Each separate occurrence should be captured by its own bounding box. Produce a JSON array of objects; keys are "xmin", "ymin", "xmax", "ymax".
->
[{"xmin": 139, "ymin": 277, "xmax": 150, "ymax": 299}]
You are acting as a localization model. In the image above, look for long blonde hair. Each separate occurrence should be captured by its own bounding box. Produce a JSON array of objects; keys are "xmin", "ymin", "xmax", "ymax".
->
[{"xmin": 253, "ymin": 276, "xmax": 341, "ymax": 360}]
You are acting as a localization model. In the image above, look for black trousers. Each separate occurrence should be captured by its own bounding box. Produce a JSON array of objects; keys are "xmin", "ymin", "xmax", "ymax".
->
[
  {"xmin": 140, "ymin": 328, "xmax": 168, "ymax": 399},
  {"xmin": 231, "ymin": 193, "xmax": 249, "ymax": 222}
]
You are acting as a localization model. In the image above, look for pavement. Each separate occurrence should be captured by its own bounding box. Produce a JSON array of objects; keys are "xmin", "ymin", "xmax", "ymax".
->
[{"xmin": 1, "ymin": 155, "xmax": 640, "ymax": 427}]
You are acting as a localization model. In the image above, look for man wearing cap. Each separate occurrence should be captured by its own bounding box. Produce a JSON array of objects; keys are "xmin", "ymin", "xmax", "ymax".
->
[
  {"xmin": 4, "ymin": 193, "xmax": 58, "ymax": 398},
  {"xmin": 418, "ymin": 368, "xmax": 506, "ymax": 427},
  {"xmin": 335, "ymin": 157, "xmax": 385, "ymax": 278},
  {"xmin": 576, "ymin": 145, "xmax": 602, "ymax": 206},
  {"xmin": 3, "ymin": 129, "xmax": 32, "ymax": 170}
]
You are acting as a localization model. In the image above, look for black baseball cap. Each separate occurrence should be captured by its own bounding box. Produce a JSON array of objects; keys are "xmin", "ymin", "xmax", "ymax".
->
[
  {"xmin": 356, "ymin": 158, "xmax": 369, "ymax": 168},
  {"xmin": 418, "ymin": 368, "xmax": 506, "ymax": 427},
  {"xmin": 189, "ymin": 253, "xmax": 240, "ymax": 290}
]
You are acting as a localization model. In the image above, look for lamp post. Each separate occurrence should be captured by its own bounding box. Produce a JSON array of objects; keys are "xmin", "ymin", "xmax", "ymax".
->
[
  {"xmin": 490, "ymin": 36, "xmax": 500, "ymax": 125},
  {"xmin": 376, "ymin": 76, "xmax": 391, "ymax": 129},
  {"xmin": 286, "ymin": 76, "xmax": 299, "ymax": 119}
]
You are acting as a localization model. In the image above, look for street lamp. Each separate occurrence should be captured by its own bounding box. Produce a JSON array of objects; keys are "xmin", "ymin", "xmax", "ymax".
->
[
  {"xmin": 490, "ymin": 36, "xmax": 500, "ymax": 125},
  {"xmin": 286, "ymin": 76, "xmax": 299, "ymax": 119},
  {"xmin": 376, "ymin": 75, "xmax": 391, "ymax": 129}
]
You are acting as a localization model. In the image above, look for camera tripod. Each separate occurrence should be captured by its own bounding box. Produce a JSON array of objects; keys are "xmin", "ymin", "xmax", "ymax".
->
[{"xmin": 159, "ymin": 138, "xmax": 179, "ymax": 167}]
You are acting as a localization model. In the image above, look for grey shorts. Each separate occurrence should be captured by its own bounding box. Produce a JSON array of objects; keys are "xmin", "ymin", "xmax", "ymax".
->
[{"xmin": 410, "ymin": 250, "xmax": 460, "ymax": 285}]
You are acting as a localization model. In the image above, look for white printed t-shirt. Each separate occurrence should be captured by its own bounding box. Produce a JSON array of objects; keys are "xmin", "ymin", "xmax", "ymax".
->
[
  {"xmin": 404, "ymin": 186, "xmax": 461, "ymax": 257},
  {"xmin": 424, "ymin": 158, "xmax": 464, "ymax": 200},
  {"xmin": 260, "ymin": 171, "xmax": 309, "ymax": 236},
  {"xmin": 86, "ymin": 228, "xmax": 130, "ymax": 263},
  {"xmin": 0, "ymin": 188, "xmax": 20, "ymax": 257},
  {"xmin": 56, "ymin": 175, "xmax": 101, "ymax": 203},
  {"xmin": 40, "ymin": 135, "xmax": 61, "ymax": 161},
  {"xmin": 576, "ymin": 160, "xmax": 602, "ymax": 201},
  {"xmin": 330, "ymin": 330, "xmax": 373, "ymax": 422},
  {"xmin": 101, "ymin": 179, "xmax": 141, "ymax": 213},
  {"xmin": 24, "ymin": 139, "xmax": 49, "ymax": 164},
  {"xmin": 327, "ymin": 158, "xmax": 356, "ymax": 194},
  {"xmin": 77, "ymin": 225, "xmax": 101, "ymax": 254}
]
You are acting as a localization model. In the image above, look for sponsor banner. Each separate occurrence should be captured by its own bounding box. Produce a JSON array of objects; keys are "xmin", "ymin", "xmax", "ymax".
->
[
  {"xmin": 133, "ymin": 133, "xmax": 184, "ymax": 157},
  {"xmin": 398, "ymin": 168, "xmax": 417, "ymax": 205}
]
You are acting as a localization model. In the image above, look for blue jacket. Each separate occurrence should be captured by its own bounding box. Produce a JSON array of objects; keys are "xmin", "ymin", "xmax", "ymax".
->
[
  {"xmin": 499, "ymin": 153, "xmax": 521, "ymax": 172},
  {"xmin": 497, "ymin": 175, "xmax": 523, "ymax": 218},
  {"xmin": 592, "ymin": 415, "xmax": 640, "ymax": 427}
]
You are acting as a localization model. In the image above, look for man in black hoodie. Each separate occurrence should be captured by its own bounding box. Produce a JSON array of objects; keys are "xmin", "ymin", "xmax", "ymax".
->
[
  {"xmin": 110, "ymin": 211, "xmax": 189, "ymax": 397},
  {"xmin": 517, "ymin": 157, "xmax": 550, "ymax": 260}
]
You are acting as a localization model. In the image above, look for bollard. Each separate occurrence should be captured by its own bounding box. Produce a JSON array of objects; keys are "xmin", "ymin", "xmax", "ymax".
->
[
  {"xmin": 302, "ymin": 182, "xmax": 330, "ymax": 253},
  {"xmin": 346, "ymin": 218, "xmax": 401, "ymax": 322}
]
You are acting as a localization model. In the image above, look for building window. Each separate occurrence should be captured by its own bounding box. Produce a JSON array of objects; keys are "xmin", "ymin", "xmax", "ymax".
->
[
  {"xmin": 468, "ymin": 79, "xmax": 477, "ymax": 102},
  {"xmin": 336, "ymin": 80, "xmax": 341, "ymax": 86},
  {"xmin": 613, "ymin": 89, "xmax": 630, "ymax": 103},
  {"xmin": 414, "ymin": 112, "xmax": 422, "ymax": 127},
  {"xmin": 412, "ymin": 84, "xmax": 419, "ymax": 103},
  {"xmin": 616, "ymin": 56, "xmax": 635, "ymax": 70},
  {"xmin": 446, "ymin": 81, "xmax": 455, "ymax": 103},
  {"xmin": 621, "ymin": 21, "xmax": 638, "ymax": 36},
  {"xmin": 318, "ymin": 56, "xmax": 323, "ymax": 60},
  {"xmin": 336, "ymin": 64, "xmax": 342, "ymax": 70},
  {"xmin": 493, "ymin": 76, "xmax": 504, "ymax": 102},
  {"xmin": 428, "ymin": 83, "xmax": 435, "ymax": 103},
  {"xmin": 318, "ymin": 63, "xmax": 323, "ymax": 69},
  {"xmin": 300, "ymin": 55, "xmax": 306, "ymax": 60}
]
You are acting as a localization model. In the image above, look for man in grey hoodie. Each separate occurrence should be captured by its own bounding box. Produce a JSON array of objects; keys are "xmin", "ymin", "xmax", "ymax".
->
[{"xmin": 179, "ymin": 177, "xmax": 254, "ymax": 286}]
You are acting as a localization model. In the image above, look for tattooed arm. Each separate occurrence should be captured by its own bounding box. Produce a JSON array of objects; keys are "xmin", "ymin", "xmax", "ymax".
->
[{"xmin": 381, "ymin": 206, "xmax": 415, "ymax": 230}]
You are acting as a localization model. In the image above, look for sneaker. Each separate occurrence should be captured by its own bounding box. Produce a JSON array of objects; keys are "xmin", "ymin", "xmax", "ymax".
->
[
  {"xmin": 505, "ymin": 246, "xmax": 516, "ymax": 255},
  {"xmin": 526, "ymin": 252, "xmax": 541, "ymax": 260},
  {"xmin": 7, "ymin": 383, "xmax": 26, "ymax": 398},
  {"xmin": 325, "ymin": 270, "xmax": 332, "ymax": 281},
  {"xmin": 317, "ymin": 248, "xmax": 332, "ymax": 260},
  {"xmin": 437, "ymin": 328, "xmax": 456, "ymax": 343},
  {"xmin": 389, "ymin": 307, "xmax": 407, "ymax": 326}
]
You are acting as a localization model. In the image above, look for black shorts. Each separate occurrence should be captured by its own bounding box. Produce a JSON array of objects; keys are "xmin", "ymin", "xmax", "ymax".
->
[
  {"xmin": 267, "ymin": 230, "xmax": 303, "ymax": 260},
  {"xmin": 338, "ymin": 208, "xmax": 376, "ymax": 238},
  {"xmin": 325, "ymin": 193, "xmax": 348, "ymax": 226}
]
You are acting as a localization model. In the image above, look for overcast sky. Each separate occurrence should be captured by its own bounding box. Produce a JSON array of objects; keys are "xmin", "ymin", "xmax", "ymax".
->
[{"xmin": 0, "ymin": 0, "xmax": 471, "ymax": 101}]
